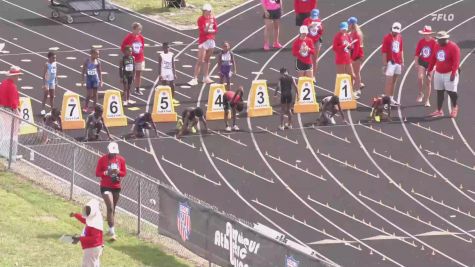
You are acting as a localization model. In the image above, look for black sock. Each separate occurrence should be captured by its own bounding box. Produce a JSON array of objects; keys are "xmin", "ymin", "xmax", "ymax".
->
[
  {"xmin": 437, "ymin": 90, "xmax": 445, "ymax": 111},
  {"xmin": 447, "ymin": 91, "xmax": 458, "ymax": 107}
]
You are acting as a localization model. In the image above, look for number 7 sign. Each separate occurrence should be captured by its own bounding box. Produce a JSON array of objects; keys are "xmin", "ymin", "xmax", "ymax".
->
[
  {"xmin": 334, "ymin": 74, "xmax": 356, "ymax": 110},
  {"xmin": 61, "ymin": 92, "xmax": 85, "ymax": 130}
]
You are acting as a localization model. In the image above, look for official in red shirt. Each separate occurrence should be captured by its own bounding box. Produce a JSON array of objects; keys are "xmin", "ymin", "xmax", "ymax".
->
[
  {"xmin": 427, "ymin": 31, "xmax": 461, "ymax": 118},
  {"xmin": 414, "ymin": 25, "xmax": 436, "ymax": 107},
  {"xmin": 121, "ymin": 22, "xmax": 145, "ymax": 95},
  {"xmin": 382, "ymin": 22, "xmax": 404, "ymax": 106},
  {"xmin": 96, "ymin": 141, "xmax": 126, "ymax": 240},
  {"xmin": 0, "ymin": 66, "xmax": 22, "ymax": 111},
  {"xmin": 223, "ymin": 86, "xmax": 244, "ymax": 132},
  {"xmin": 188, "ymin": 4, "xmax": 218, "ymax": 86},
  {"xmin": 70, "ymin": 199, "xmax": 103, "ymax": 267},
  {"xmin": 303, "ymin": 9, "xmax": 323, "ymax": 78},
  {"xmin": 348, "ymin": 17, "xmax": 365, "ymax": 99},
  {"xmin": 294, "ymin": 0, "xmax": 317, "ymax": 26},
  {"xmin": 333, "ymin": 22, "xmax": 354, "ymax": 79},
  {"xmin": 292, "ymin": 26, "xmax": 315, "ymax": 78}
]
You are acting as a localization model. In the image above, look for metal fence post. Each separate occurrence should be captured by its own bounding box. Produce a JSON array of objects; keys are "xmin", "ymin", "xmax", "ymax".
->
[
  {"xmin": 137, "ymin": 177, "xmax": 142, "ymax": 235},
  {"xmin": 69, "ymin": 146, "xmax": 77, "ymax": 200},
  {"xmin": 7, "ymin": 116, "xmax": 15, "ymax": 170}
]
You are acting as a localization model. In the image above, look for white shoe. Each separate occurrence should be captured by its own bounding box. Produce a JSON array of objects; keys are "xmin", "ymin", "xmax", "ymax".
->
[
  {"xmin": 232, "ymin": 125, "xmax": 239, "ymax": 131},
  {"xmin": 202, "ymin": 77, "xmax": 214, "ymax": 84},
  {"xmin": 425, "ymin": 100, "xmax": 431, "ymax": 107},
  {"xmin": 286, "ymin": 124, "xmax": 293, "ymax": 129},
  {"xmin": 188, "ymin": 78, "xmax": 198, "ymax": 86},
  {"xmin": 123, "ymin": 101, "xmax": 128, "ymax": 107},
  {"xmin": 330, "ymin": 117, "xmax": 336, "ymax": 125},
  {"xmin": 225, "ymin": 126, "xmax": 231, "ymax": 132},
  {"xmin": 128, "ymin": 99, "xmax": 136, "ymax": 104},
  {"xmin": 278, "ymin": 125, "xmax": 285, "ymax": 131},
  {"xmin": 416, "ymin": 92, "xmax": 424, "ymax": 103},
  {"xmin": 354, "ymin": 90, "xmax": 361, "ymax": 100},
  {"xmin": 40, "ymin": 110, "xmax": 46, "ymax": 116}
]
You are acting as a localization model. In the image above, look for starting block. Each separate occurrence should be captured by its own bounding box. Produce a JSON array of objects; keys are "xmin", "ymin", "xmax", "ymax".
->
[
  {"xmin": 151, "ymin": 86, "xmax": 177, "ymax": 122},
  {"xmin": 334, "ymin": 74, "xmax": 356, "ymax": 110},
  {"xmin": 19, "ymin": 97, "xmax": 37, "ymax": 135},
  {"xmin": 294, "ymin": 77, "xmax": 319, "ymax": 113},
  {"xmin": 61, "ymin": 92, "xmax": 85, "ymax": 130},
  {"xmin": 247, "ymin": 80, "xmax": 272, "ymax": 117},
  {"xmin": 102, "ymin": 89, "xmax": 127, "ymax": 127},
  {"xmin": 206, "ymin": 83, "xmax": 227, "ymax": 120}
]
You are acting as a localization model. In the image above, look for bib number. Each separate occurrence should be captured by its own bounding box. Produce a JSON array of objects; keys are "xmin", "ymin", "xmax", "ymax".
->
[
  {"xmin": 87, "ymin": 69, "xmax": 97, "ymax": 76},
  {"xmin": 125, "ymin": 64, "xmax": 134, "ymax": 71}
]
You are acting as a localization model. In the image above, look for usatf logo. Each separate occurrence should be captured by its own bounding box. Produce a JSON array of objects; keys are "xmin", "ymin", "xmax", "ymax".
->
[
  {"xmin": 177, "ymin": 202, "xmax": 191, "ymax": 242},
  {"xmin": 437, "ymin": 50, "xmax": 446, "ymax": 62},
  {"xmin": 285, "ymin": 255, "xmax": 299, "ymax": 267}
]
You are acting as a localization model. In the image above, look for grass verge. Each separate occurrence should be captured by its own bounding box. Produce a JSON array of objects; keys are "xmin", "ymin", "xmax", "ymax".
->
[{"xmin": 0, "ymin": 170, "xmax": 190, "ymax": 267}]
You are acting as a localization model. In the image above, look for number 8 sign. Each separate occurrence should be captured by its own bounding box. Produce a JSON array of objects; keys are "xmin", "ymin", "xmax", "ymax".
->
[{"xmin": 19, "ymin": 97, "xmax": 37, "ymax": 135}]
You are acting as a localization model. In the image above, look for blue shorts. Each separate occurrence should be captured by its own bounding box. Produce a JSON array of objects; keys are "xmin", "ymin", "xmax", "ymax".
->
[
  {"xmin": 86, "ymin": 79, "xmax": 99, "ymax": 90},
  {"xmin": 44, "ymin": 81, "xmax": 56, "ymax": 90}
]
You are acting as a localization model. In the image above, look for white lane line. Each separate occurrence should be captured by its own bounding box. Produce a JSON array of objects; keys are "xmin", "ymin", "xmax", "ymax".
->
[
  {"xmin": 265, "ymin": 151, "xmax": 326, "ymax": 181},
  {"xmin": 359, "ymin": 192, "xmax": 470, "ymax": 243},
  {"xmin": 357, "ymin": 122, "xmax": 403, "ymax": 142},
  {"xmin": 213, "ymin": 155, "xmax": 274, "ymax": 184},
  {"xmin": 256, "ymin": 126, "xmax": 299, "ymax": 144},
  {"xmin": 372, "ymin": 149, "xmax": 436, "ymax": 178},
  {"xmin": 409, "ymin": 122, "xmax": 454, "ymax": 140},
  {"xmin": 315, "ymin": 128, "xmax": 351, "ymax": 144},
  {"xmin": 317, "ymin": 149, "xmax": 380, "ymax": 179},
  {"xmin": 209, "ymin": 130, "xmax": 248, "ymax": 147},
  {"xmin": 161, "ymin": 156, "xmax": 221, "ymax": 186},
  {"xmin": 424, "ymin": 149, "xmax": 475, "ymax": 172},
  {"xmin": 412, "ymin": 189, "xmax": 475, "ymax": 220}
]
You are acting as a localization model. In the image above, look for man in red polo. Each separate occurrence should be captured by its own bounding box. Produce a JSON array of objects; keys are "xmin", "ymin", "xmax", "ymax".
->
[{"xmin": 294, "ymin": 0, "xmax": 318, "ymax": 26}]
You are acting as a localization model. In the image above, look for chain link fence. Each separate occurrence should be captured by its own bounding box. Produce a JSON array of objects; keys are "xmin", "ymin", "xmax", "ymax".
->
[{"xmin": 0, "ymin": 107, "xmax": 332, "ymax": 267}]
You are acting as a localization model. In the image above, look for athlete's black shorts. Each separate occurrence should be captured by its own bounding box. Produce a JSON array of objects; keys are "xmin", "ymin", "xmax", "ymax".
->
[
  {"xmin": 123, "ymin": 75, "xmax": 133, "ymax": 86},
  {"xmin": 295, "ymin": 12, "xmax": 310, "ymax": 26},
  {"xmin": 100, "ymin": 187, "xmax": 121, "ymax": 195},
  {"xmin": 418, "ymin": 58, "xmax": 429, "ymax": 69},
  {"xmin": 263, "ymin": 8, "xmax": 282, "ymax": 20},
  {"xmin": 281, "ymin": 94, "xmax": 292, "ymax": 104},
  {"xmin": 296, "ymin": 59, "xmax": 312, "ymax": 71},
  {"xmin": 223, "ymin": 97, "xmax": 234, "ymax": 111}
]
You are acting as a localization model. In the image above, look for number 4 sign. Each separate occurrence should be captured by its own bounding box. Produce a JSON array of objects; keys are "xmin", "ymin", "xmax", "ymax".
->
[
  {"xmin": 152, "ymin": 86, "xmax": 177, "ymax": 122},
  {"xmin": 206, "ymin": 83, "xmax": 227, "ymax": 120},
  {"xmin": 19, "ymin": 97, "xmax": 38, "ymax": 135},
  {"xmin": 61, "ymin": 92, "xmax": 85, "ymax": 130},
  {"xmin": 103, "ymin": 90, "xmax": 127, "ymax": 127},
  {"xmin": 294, "ymin": 77, "xmax": 319, "ymax": 113},
  {"xmin": 334, "ymin": 74, "xmax": 356, "ymax": 110},
  {"xmin": 248, "ymin": 80, "xmax": 272, "ymax": 117}
]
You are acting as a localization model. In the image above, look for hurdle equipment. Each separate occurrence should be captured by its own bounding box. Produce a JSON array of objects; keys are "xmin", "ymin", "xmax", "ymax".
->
[
  {"xmin": 61, "ymin": 92, "xmax": 85, "ymax": 130},
  {"xmin": 247, "ymin": 80, "xmax": 273, "ymax": 117},
  {"xmin": 19, "ymin": 97, "xmax": 37, "ymax": 135},
  {"xmin": 102, "ymin": 89, "xmax": 127, "ymax": 127},
  {"xmin": 294, "ymin": 77, "xmax": 319, "ymax": 113},
  {"xmin": 151, "ymin": 86, "xmax": 177, "ymax": 122},
  {"xmin": 334, "ymin": 74, "xmax": 356, "ymax": 110}
]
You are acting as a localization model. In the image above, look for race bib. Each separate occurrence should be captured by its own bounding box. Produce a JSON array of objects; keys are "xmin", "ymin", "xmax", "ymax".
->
[
  {"xmin": 163, "ymin": 61, "xmax": 172, "ymax": 69},
  {"xmin": 132, "ymin": 41, "xmax": 142, "ymax": 54},
  {"xmin": 299, "ymin": 43, "xmax": 309, "ymax": 57},
  {"xmin": 391, "ymin": 41, "xmax": 400, "ymax": 53},
  {"xmin": 309, "ymin": 23, "xmax": 320, "ymax": 36},
  {"xmin": 421, "ymin": 46, "xmax": 431, "ymax": 58},
  {"xmin": 343, "ymin": 40, "xmax": 350, "ymax": 53},
  {"xmin": 87, "ymin": 69, "xmax": 97, "ymax": 76},
  {"xmin": 206, "ymin": 20, "xmax": 215, "ymax": 33},
  {"xmin": 125, "ymin": 64, "xmax": 134, "ymax": 71},
  {"xmin": 437, "ymin": 50, "xmax": 446, "ymax": 62},
  {"xmin": 50, "ymin": 66, "xmax": 57, "ymax": 74}
]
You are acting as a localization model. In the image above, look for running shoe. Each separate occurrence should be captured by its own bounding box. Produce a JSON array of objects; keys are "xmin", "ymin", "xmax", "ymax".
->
[
  {"xmin": 273, "ymin": 42, "xmax": 283, "ymax": 49},
  {"xmin": 263, "ymin": 42, "xmax": 270, "ymax": 51},
  {"xmin": 354, "ymin": 90, "xmax": 361, "ymax": 100},
  {"xmin": 360, "ymin": 83, "xmax": 366, "ymax": 89},
  {"xmin": 176, "ymin": 119, "xmax": 183, "ymax": 130},
  {"xmin": 123, "ymin": 101, "xmax": 128, "ymax": 107},
  {"xmin": 134, "ymin": 90, "xmax": 143, "ymax": 96},
  {"xmin": 188, "ymin": 78, "xmax": 198, "ymax": 86},
  {"xmin": 232, "ymin": 125, "xmax": 240, "ymax": 131},
  {"xmin": 128, "ymin": 99, "xmax": 136, "ymax": 104},
  {"xmin": 424, "ymin": 100, "xmax": 431, "ymax": 107},
  {"xmin": 225, "ymin": 126, "xmax": 232, "ymax": 132},
  {"xmin": 429, "ymin": 110, "xmax": 444, "ymax": 117},
  {"xmin": 191, "ymin": 126, "xmax": 197, "ymax": 134},
  {"xmin": 40, "ymin": 110, "xmax": 46, "ymax": 116},
  {"xmin": 202, "ymin": 77, "xmax": 214, "ymax": 84},
  {"xmin": 450, "ymin": 106, "xmax": 458, "ymax": 118},
  {"xmin": 173, "ymin": 99, "xmax": 180, "ymax": 105},
  {"xmin": 416, "ymin": 92, "xmax": 424, "ymax": 103},
  {"xmin": 278, "ymin": 125, "xmax": 285, "ymax": 131},
  {"xmin": 287, "ymin": 124, "xmax": 293, "ymax": 130},
  {"xmin": 330, "ymin": 117, "xmax": 336, "ymax": 125}
]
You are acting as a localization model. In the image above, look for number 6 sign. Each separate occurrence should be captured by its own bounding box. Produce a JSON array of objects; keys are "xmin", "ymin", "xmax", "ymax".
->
[
  {"xmin": 103, "ymin": 90, "xmax": 127, "ymax": 127},
  {"xmin": 294, "ymin": 77, "xmax": 319, "ymax": 113},
  {"xmin": 334, "ymin": 74, "xmax": 356, "ymax": 110},
  {"xmin": 152, "ymin": 86, "xmax": 177, "ymax": 122},
  {"xmin": 61, "ymin": 92, "xmax": 85, "ymax": 130}
]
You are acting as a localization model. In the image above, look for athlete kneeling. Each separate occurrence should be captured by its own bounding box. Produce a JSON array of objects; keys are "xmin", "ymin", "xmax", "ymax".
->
[
  {"xmin": 370, "ymin": 95, "xmax": 391, "ymax": 122},
  {"xmin": 85, "ymin": 106, "xmax": 111, "ymax": 141},
  {"xmin": 318, "ymin": 95, "xmax": 347, "ymax": 126},
  {"xmin": 131, "ymin": 112, "xmax": 158, "ymax": 138},
  {"xmin": 177, "ymin": 107, "xmax": 208, "ymax": 138}
]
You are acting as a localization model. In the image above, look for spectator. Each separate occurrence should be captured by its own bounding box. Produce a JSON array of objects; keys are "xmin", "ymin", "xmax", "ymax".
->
[
  {"xmin": 382, "ymin": 22, "xmax": 404, "ymax": 106},
  {"xmin": 294, "ymin": 0, "xmax": 317, "ymax": 26},
  {"xmin": 261, "ymin": 0, "xmax": 283, "ymax": 50},
  {"xmin": 121, "ymin": 22, "xmax": 145, "ymax": 95},
  {"xmin": 70, "ymin": 199, "xmax": 104, "ymax": 267},
  {"xmin": 303, "ymin": 9, "xmax": 324, "ymax": 78},
  {"xmin": 414, "ymin": 25, "xmax": 436, "ymax": 107},
  {"xmin": 348, "ymin": 17, "xmax": 365, "ymax": 99},
  {"xmin": 0, "ymin": 66, "xmax": 22, "ymax": 160},
  {"xmin": 292, "ymin": 26, "xmax": 315, "ymax": 78},
  {"xmin": 188, "ymin": 4, "xmax": 217, "ymax": 86},
  {"xmin": 96, "ymin": 141, "xmax": 127, "ymax": 241},
  {"xmin": 333, "ymin": 22, "xmax": 355, "ymax": 79}
]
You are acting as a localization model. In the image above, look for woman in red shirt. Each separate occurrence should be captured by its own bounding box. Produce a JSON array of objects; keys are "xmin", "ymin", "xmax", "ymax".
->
[
  {"xmin": 414, "ymin": 25, "xmax": 436, "ymax": 107},
  {"xmin": 121, "ymin": 22, "xmax": 145, "ymax": 96},
  {"xmin": 292, "ymin": 26, "xmax": 315, "ymax": 78},
  {"xmin": 188, "ymin": 4, "xmax": 218, "ymax": 86},
  {"xmin": 348, "ymin": 17, "xmax": 364, "ymax": 99},
  {"xmin": 333, "ymin": 22, "xmax": 354, "ymax": 78},
  {"xmin": 303, "ymin": 9, "xmax": 323, "ymax": 79},
  {"xmin": 95, "ymin": 141, "xmax": 126, "ymax": 240},
  {"xmin": 294, "ymin": 0, "xmax": 317, "ymax": 26}
]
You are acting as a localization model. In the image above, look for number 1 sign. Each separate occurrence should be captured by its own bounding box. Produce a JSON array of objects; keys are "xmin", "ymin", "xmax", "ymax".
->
[
  {"xmin": 152, "ymin": 86, "xmax": 177, "ymax": 122},
  {"xmin": 61, "ymin": 92, "xmax": 85, "ymax": 130},
  {"xmin": 334, "ymin": 74, "xmax": 356, "ymax": 110},
  {"xmin": 294, "ymin": 77, "xmax": 319, "ymax": 113}
]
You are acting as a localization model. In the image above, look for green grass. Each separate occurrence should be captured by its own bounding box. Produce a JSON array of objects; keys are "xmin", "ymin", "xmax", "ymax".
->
[
  {"xmin": 0, "ymin": 171, "xmax": 190, "ymax": 267},
  {"xmin": 112, "ymin": 0, "xmax": 247, "ymax": 26}
]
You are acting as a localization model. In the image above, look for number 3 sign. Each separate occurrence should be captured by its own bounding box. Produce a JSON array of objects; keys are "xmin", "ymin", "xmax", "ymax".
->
[
  {"xmin": 103, "ymin": 90, "xmax": 127, "ymax": 127},
  {"xmin": 248, "ymin": 80, "xmax": 272, "ymax": 117},
  {"xmin": 334, "ymin": 74, "xmax": 356, "ymax": 110},
  {"xmin": 152, "ymin": 86, "xmax": 177, "ymax": 122},
  {"xmin": 294, "ymin": 77, "xmax": 319, "ymax": 113}
]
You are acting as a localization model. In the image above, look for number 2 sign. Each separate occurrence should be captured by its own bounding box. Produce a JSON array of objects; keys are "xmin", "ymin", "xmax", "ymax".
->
[{"xmin": 294, "ymin": 77, "xmax": 319, "ymax": 113}]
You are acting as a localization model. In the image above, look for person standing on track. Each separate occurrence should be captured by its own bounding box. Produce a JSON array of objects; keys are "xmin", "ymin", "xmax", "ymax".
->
[
  {"xmin": 81, "ymin": 48, "xmax": 103, "ymax": 113},
  {"xmin": 414, "ymin": 25, "xmax": 436, "ymax": 107},
  {"xmin": 223, "ymin": 85, "xmax": 244, "ymax": 132},
  {"xmin": 427, "ymin": 31, "xmax": 461, "ymax": 118},
  {"xmin": 382, "ymin": 22, "xmax": 404, "ymax": 106},
  {"xmin": 121, "ymin": 22, "xmax": 145, "ymax": 96},
  {"xmin": 217, "ymin": 41, "xmax": 237, "ymax": 91},
  {"xmin": 348, "ymin": 17, "xmax": 365, "ymax": 99},
  {"xmin": 84, "ymin": 106, "xmax": 111, "ymax": 141},
  {"xmin": 158, "ymin": 42, "xmax": 179, "ymax": 106},
  {"xmin": 41, "ymin": 52, "xmax": 58, "ymax": 115},
  {"xmin": 261, "ymin": 0, "xmax": 283, "ymax": 50},
  {"xmin": 119, "ymin": 46, "xmax": 135, "ymax": 107},
  {"xmin": 294, "ymin": 0, "xmax": 317, "ymax": 26},
  {"xmin": 274, "ymin": 67, "xmax": 298, "ymax": 130},
  {"xmin": 333, "ymin": 22, "xmax": 355, "ymax": 79},
  {"xmin": 188, "ymin": 4, "xmax": 218, "ymax": 86},
  {"xmin": 0, "ymin": 66, "xmax": 22, "ymax": 160},
  {"xmin": 303, "ymin": 9, "xmax": 324, "ymax": 78},
  {"xmin": 292, "ymin": 26, "xmax": 315, "ymax": 78},
  {"xmin": 96, "ymin": 141, "xmax": 126, "ymax": 241}
]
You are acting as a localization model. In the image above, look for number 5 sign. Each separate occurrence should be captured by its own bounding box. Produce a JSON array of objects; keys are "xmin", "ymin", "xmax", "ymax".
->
[
  {"xmin": 103, "ymin": 90, "xmax": 127, "ymax": 127},
  {"xmin": 152, "ymin": 86, "xmax": 177, "ymax": 122},
  {"xmin": 206, "ymin": 83, "xmax": 227, "ymax": 120},
  {"xmin": 248, "ymin": 80, "xmax": 272, "ymax": 117},
  {"xmin": 294, "ymin": 77, "xmax": 319, "ymax": 113},
  {"xmin": 334, "ymin": 74, "xmax": 356, "ymax": 110},
  {"xmin": 61, "ymin": 92, "xmax": 85, "ymax": 130},
  {"xmin": 19, "ymin": 97, "xmax": 38, "ymax": 135}
]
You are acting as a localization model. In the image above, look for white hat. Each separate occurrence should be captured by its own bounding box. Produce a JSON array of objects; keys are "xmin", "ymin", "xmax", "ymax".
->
[
  {"xmin": 84, "ymin": 199, "xmax": 103, "ymax": 231},
  {"xmin": 202, "ymin": 3, "xmax": 212, "ymax": 11},
  {"xmin": 418, "ymin": 25, "xmax": 434, "ymax": 35},
  {"xmin": 392, "ymin": 22, "xmax": 402, "ymax": 33},
  {"xmin": 299, "ymin": 25, "xmax": 309, "ymax": 34},
  {"xmin": 6, "ymin": 66, "xmax": 23, "ymax": 76},
  {"xmin": 435, "ymin": 31, "xmax": 450, "ymax": 39},
  {"xmin": 107, "ymin": 141, "xmax": 119, "ymax": 154}
]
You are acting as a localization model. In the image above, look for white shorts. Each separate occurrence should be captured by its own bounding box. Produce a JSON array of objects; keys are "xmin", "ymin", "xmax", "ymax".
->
[
  {"xmin": 135, "ymin": 61, "xmax": 145, "ymax": 71},
  {"xmin": 161, "ymin": 72, "xmax": 174, "ymax": 81},
  {"xmin": 434, "ymin": 71, "xmax": 459, "ymax": 92},
  {"xmin": 385, "ymin": 62, "xmax": 402, "ymax": 76},
  {"xmin": 198, "ymin": 39, "xmax": 216, "ymax": 50}
]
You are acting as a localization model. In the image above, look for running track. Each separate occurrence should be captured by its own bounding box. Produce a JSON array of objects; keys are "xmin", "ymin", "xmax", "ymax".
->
[{"xmin": 1, "ymin": 0, "xmax": 475, "ymax": 266}]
